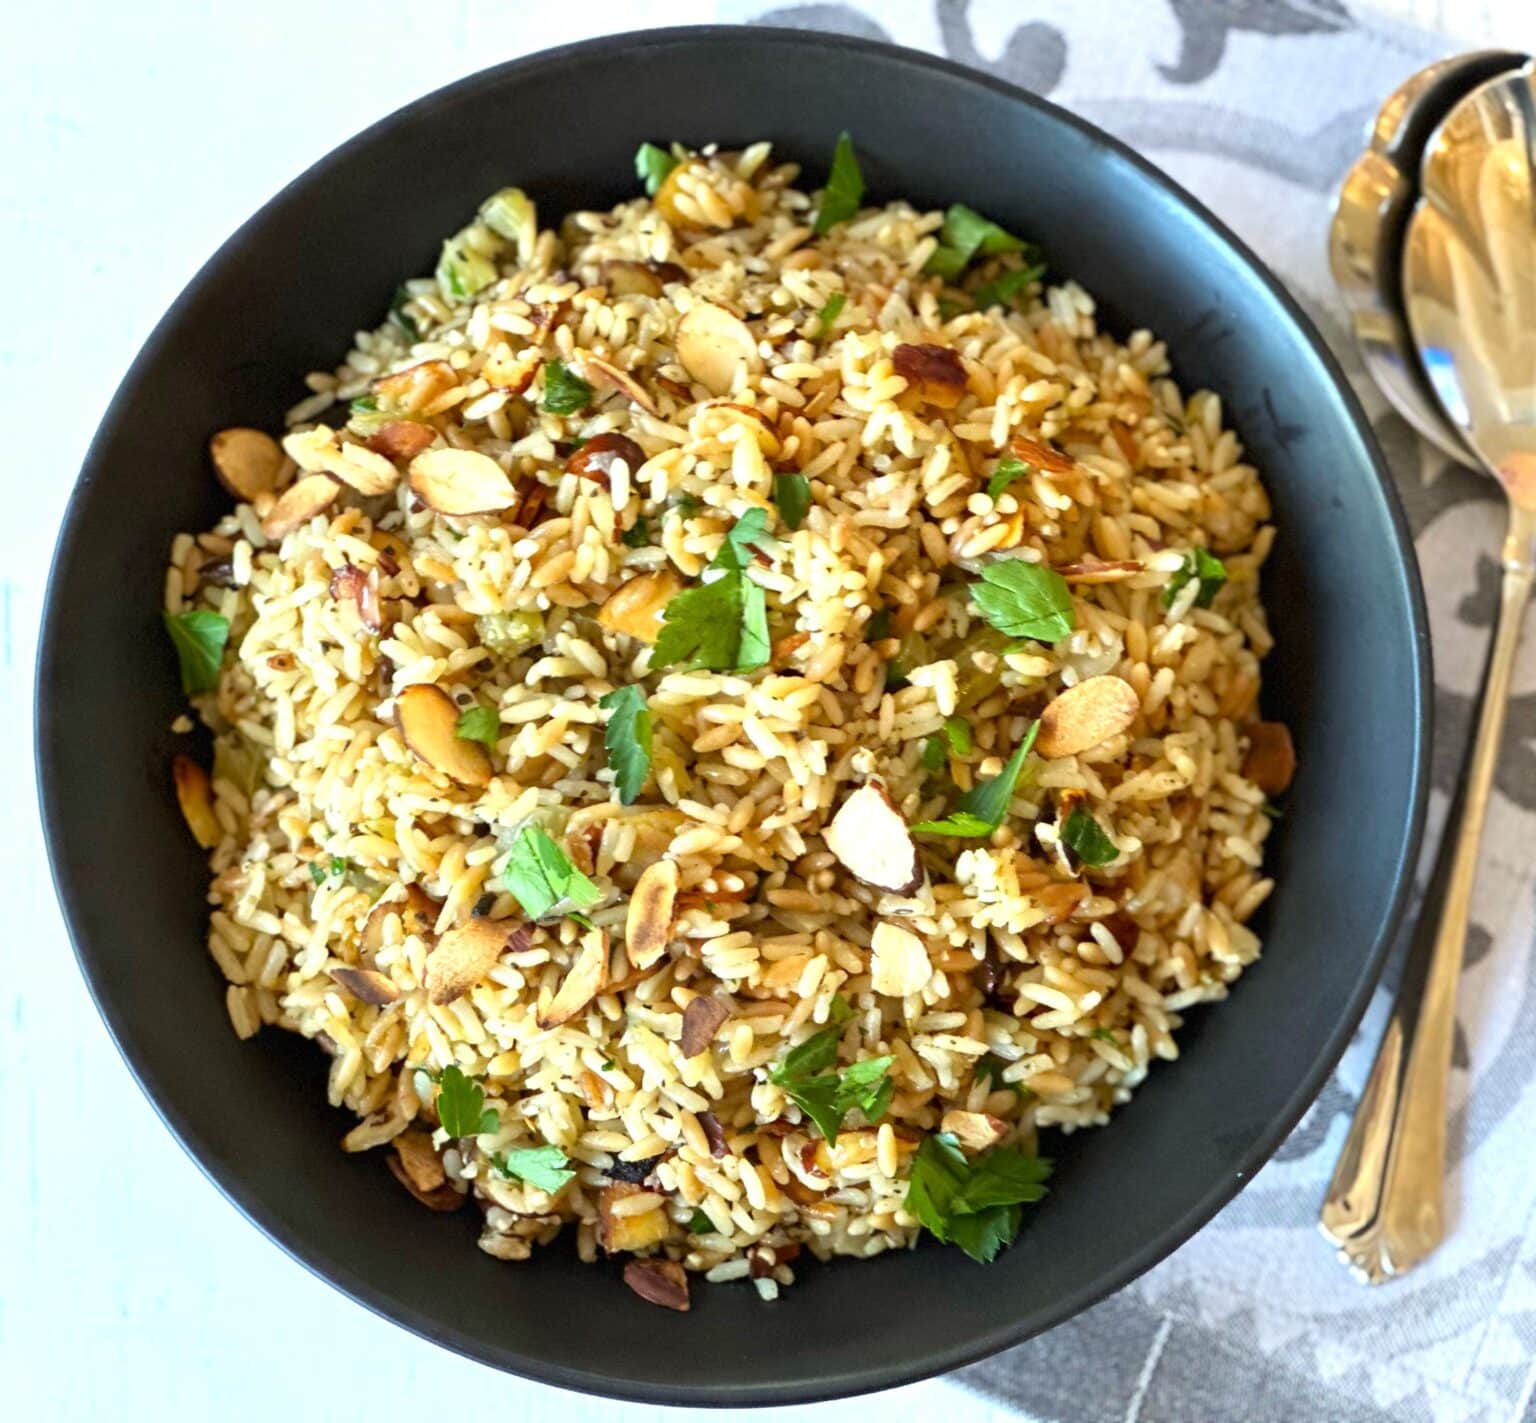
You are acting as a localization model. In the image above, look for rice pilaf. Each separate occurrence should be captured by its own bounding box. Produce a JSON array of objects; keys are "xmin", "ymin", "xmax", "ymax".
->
[{"xmin": 162, "ymin": 137, "xmax": 1294, "ymax": 1308}]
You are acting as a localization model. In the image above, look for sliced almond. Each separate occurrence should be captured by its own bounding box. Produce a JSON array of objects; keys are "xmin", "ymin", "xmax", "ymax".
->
[
  {"xmin": 426, "ymin": 917, "xmax": 513, "ymax": 1004},
  {"xmin": 361, "ymin": 885, "xmax": 442, "ymax": 958},
  {"xmin": 395, "ymin": 683, "xmax": 493, "ymax": 788},
  {"xmin": 1036, "ymin": 675, "xmax": 1141, "ymax": 759},
  {"xmin": 939, "ymin": 1110, "xmax": 1008, "ymax": 1153},
  {"xmin": 209, "ymin": 427, "xmax": 283, "ymax": 502},
  {"xmin": 601, "ymin": 259, "xmax": 686, "ymax": 297},
  {"xmin": 870, "ymin": 920, "xmax": 933, "ymax": 998},
  {"xmin": 596, "ymin": 569, "xmax": 684, "ymax": 644},
  {"xmin": 584, "ymin": 355, "xmax": 660, "ymax": 416},
  {"xmin": 328, "ymin": 562, "xmax": 384, "ymax": 632},
  {"xmin": 892, "ymin": 343, "xmax": 968, "ymax": 409},
  {"xmin": 1053, "ymin": 557, "xmax": 1144, "ymax": 584},
  {"xmin": 1010, "ymin": 431, "xmax": 1076, "ymax": 474},
  {"xmin": 537, "ymin": 931, "xmax": 610, "ymax": 1028},
  {"xmin": 329, "ymin": 966, "xmax": 400, "ymax": 1005},
  {"xmin": 172, "ymin": 756, "xmax": 220, "ymax": 848},
  {"xmin": 408, "ymin": 447, "xmax": 517, "ymax": 516},
  {"xmin": 325, "ymin": 441, "xmax": 400, "ymax": 496},
  {"xmin": 386, "ymin": 1153, "xmax": 464, "ymax": 1211},
  {"xmin": 622, "ymin": 1258, "xmax": 690, "ymax": 1312},
  {"xmin": 824, "ymin": 782, "xmax": 920, "ymax": 894},
  {"xmin": 1244, "ymin": 721, "xmax": 1296, "ymax": 795},
  {"xmin": 626, "ymin": 858, "xmax": 679, "ymax": 970},
  {"xmin": 260, "ymin": 473, "xmax": 340, "ymax": 540},
  {"xmin": 484, "ymin": 344, "xmax": 541, "ymax": 395},
  {"xmin": 374, "ymin": 358, "xmax": 459, "ymax": 416},
  {"xmin": 675, "ymin": 302, "xmax": 757, "ymax": 396},
  {"xmin": 680, "ymin": 994, "xmax": 730, "ymax": 1058},
  {"xmin": 392, "ymin": 1130, "xmax": 446, "ymax": 1192},
  {"xmin": 566, "ymin": 432, "xmax": 647, "ymax": 488},
  {"xmin": 365, "ymin": 419, "xmax": 436, "ymax": 463}
]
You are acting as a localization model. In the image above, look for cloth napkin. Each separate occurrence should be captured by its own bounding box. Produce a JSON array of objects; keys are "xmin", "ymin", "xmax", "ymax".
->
[{"xmin": 712, "ymin": 3, "xmax": 1534, "ymax": 1420}]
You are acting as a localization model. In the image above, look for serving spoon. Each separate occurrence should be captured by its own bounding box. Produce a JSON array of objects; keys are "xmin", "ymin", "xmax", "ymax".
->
[
  {"xmin": 1319, "ymin": 61, "xmax": 1536, "ymax": 1282},
  {"xmin": 1328, "ymin": 50, "xmax": 1528, "ymax": 463}
]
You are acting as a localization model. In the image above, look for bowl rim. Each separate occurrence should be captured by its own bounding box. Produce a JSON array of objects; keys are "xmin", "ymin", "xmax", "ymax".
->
[{"xmin": 35, "ymin": 22, "xmax": 1433, "ymax": 1406}]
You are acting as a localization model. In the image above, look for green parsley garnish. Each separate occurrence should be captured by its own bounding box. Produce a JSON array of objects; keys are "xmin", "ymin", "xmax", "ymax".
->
[
  {"xmin": 651, "ymin": 509, "xmax": 773, "ymax": 673},
  {"xmin": 972, "ymin": 263, "xmax": 1046, "ymax": 313},
  {"xmin": 943, "ymin": 715, "xmax": 973, "ymax": 756},
  {"xmin": 163, "ymin": 610, "xmax": 230, "ymax": 695},
  {"xmin": 688, "ymin": 1207, "xmax": 715, "ymax": 1234},
  {"xmin": 1061, "ymin": 806, "xmax": 1119, "ymax": 867},
  {"xmin": 389, "ymin": 285, "xmax": 420, "ymax": 341},
  {"xmin": 634, "ymin": 141, "xmax": 679, "ymax": 196},
  {"xmin": 599, "ymin": 684, "xmax": 652, "ymax": 805},
  {"xmin": 454, "ymin": 704, "xmax": 499, "ymax": 751},
  {"xmin": 1163, "ymin": 547, "xmax": 1228, "ymax": 609},
  {"xmin": 985, "ymin": 456, "xmax": 1029, "ymax": 501},
  {"xmin": 920, "ymin": 735, "xmax": 947, "ymax": 772},
  {"xmin": 1090, "ymin": 1028, "xmax": 1119, "ymax": 1045},
  {"xmin": 813, "ymin": 132, "xmax": 864, "ymax": 236},
  {"xmin": 540, "ymin": 358, "xmax": 592, "ymax": 416},
  {"xmin": 913, "ymin": 722, "xmax": 1038, "ymax": 837},
  {"xmin": 309, "ymin": 862, "xmax": 326, "ymax": 886},
  {"xmin": 767, "ymin": 1016, "xmax": 893, "ymax": 1143},
  {"xmin": 493, "ymin": 1143, "xmax": 576, "ymax": 1194},
  {"xmin": 866, "ymin": 608, "xmax": 892, "ymax": 642},
  {"xmin": 906, "ymin": 1132, "xmax": 1052, "ymax": 1263},
  {"xmin": 500, "ymin": 825, "xmax": 601, "ymax": 922},
  {"xmin": 814, "ymin": 291, "xmax": 847, "ymax": 338},
  {"xmin": 349, "ymin": 394, "xmax": 378, "ymax": 415},
  {"xmin": 970, "ymin": 560, "xmax": 1075, "ymax": 644},
  {"xmin": 771, "ymin": 472, "xmax": 811, "ymax": 531},
  {"xmin": 621, "ymin": 516, "xmax": 650, "ymax": 548},
  {"xmin": 427, "ymin": 1064, "xmax": 501, "ymax": 1139},
  {"xmin": 925, "ymin": 204, "xmax": 1033, "ymax": 282}
]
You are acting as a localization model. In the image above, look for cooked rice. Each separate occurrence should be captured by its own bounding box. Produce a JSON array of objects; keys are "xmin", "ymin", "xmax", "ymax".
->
[{"xmin": 164, "ymin": 141, "xmax": 1279, "ymax": 1293}]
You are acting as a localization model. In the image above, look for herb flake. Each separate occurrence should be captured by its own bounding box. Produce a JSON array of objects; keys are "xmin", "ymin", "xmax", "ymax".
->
[
  {"xmin": 599, "ymin": 684, "xmax": 652, "ymax": 805},
  {"xmin": 1163, "ymin": 546, "xmax": 1228, "ymax": 609},
  {"xmin": 906, "ymin": 1132, "xmax": 1052, "ymax": 1263},
  {"xmin": 540, "ymin": 358, "xmax": 593, "ymax": 416},
  {"xmin": 454, "ymin": 705, "xmax": 499, "ymax": 751},
  {"xmin": 431, "ymin": 1064, "xmax": 502, "ymax": 1139},
  {"xmin": 493, "ymin": 1142, "xmax": 576, "ymax": 1194},
  {"xmin": 768, "ymin": 1018, "xmax": 893, "ymax": 1143},
  {"xmin": 772, "ymin": 472, "xmax": 811, "ymax": 531},
  {"xmin": 634, "ymin": 141, "xmax": 679, "ymax": 197},
  {"xmin": 970, "ymin": 560, "xmax": 1075, "ymax": 644},
  {"xmin": 163, "ymin": 610, "xmax": 230, "ymax": 696},
  {"xmin": 986, "ymin": 457, "xmax": 1029, "ymax": 501},
  {"xmin": 814, "ymin": 291, "xmax": 847, "ymax": 338},
  {"xmin": 913, "ymin": 722, "xmax": 1037, "ymax": 837},
  {"xmin": 652, "ymin": 509, "xmax": 773, "ymax": 673},
  {"xmin": 1061, "ymin": 806, "xmax": 1119, "ymax": 866},
  {"xmin": 813, "ymin": 132, "xmax": 865, "ymax": 236},
  {"xmin": 500, "ymin": 825, "xmax": 601, "ymax": 922}
]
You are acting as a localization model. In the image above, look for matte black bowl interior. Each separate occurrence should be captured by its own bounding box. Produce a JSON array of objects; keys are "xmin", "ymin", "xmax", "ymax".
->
[{"xmin": 37, "ymin": 26, "xmax": 1430, "ymax": 1407}]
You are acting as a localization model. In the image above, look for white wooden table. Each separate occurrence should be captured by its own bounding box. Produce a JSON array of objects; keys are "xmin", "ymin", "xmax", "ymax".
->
[{"xmin": 3, "ymin": 2, "xmax": 1524, "ymax": 1418}]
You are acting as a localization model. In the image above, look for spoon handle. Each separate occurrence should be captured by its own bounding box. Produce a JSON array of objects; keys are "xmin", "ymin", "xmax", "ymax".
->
[{"xmin": 1320, "ymin": 501, "xmax": 1534, "ymax": 1282}]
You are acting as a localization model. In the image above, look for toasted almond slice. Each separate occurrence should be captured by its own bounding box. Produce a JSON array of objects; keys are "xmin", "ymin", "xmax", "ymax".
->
[
  {"xmin": 408, "ymin": 448, "xmax": 517, "ymax": 516},
  {"xmin": 209, "ymin": 427, "xmax": 283, "ymax": 502},
  {"xmin": 622, "ymin": 1258, "xmax": 690, "ymax": 1311},
  {"xmin": 870, "ymin": 920, "xmax": 933, "ymax": 997},
  {"xmin": 426, "ymin": 917, "xmax": 512, "ymax": 1004},
  {"xmin": 1053, "ymin": 557, "xmax": 1144, "ymax": 585},
  {"xmin": 584, "ymin": 354, "xmax": 662, "ymax": 416},
  {"xmin": 483, "ymin": 344, "xmax": 541, "ymax": 395},
  {"xmin": 395, "ymin": 683, "xmax": 493, "ymax": 788},
  {"xmin": 1036, "ymin": 675, "xmax": 1141, "ymax": 759},
  {"xmin": 596, "ymin": 569, "xmax": 685, "ymax": 644},
  {"xmin": 939, "ymin": 1110, "xmax": 1008, "ymax": 1153},
  {"xmin": 1010, "ymin": 431, "xmax": 1076, "ymax": 474},
  {"xmin": 680, "ymin": 994, "xmax": 730, "ymax": 1058},
  {"xmin": 172, "ymin": 756, "xmax": 220, "ymax": 848},
  {"xmin": 675, "ymin": 302, "xmax": 757, "ymax": 396},
  {"xmin": 892, "ymin": 343, "xmax": 968, "ymax": 409},
  {"xmin": 824, "ymin": 781, "xmax": 920, "ymax": 894},
  {"xmin": 260, "ymin": 473, "xmax": 341, "ymax": 539},
  {"xmin": 602, "ymin": 260, "xmax": 662, "ymax": 297},
  {"xmin": 285, "ymin": 432, "xmax": 398, "ymax": 497},
  {"xmin": 361, "ymin": 885, "xmax": 442, "ymax": 958},
  {"xmin": 392, "ymin": 1130, "xmax": 446, "ymax": 1192},
  {"xmin": 386, "ymin": 1153, "xmax": 464, "ymax": 1211},
  {"xmin": 566, "ymin": 432, "xmax": 647, "ymax": 488},
  {"xmin": 1244, "ymin": 721, "xmax": 1296, "ymax": 795},
  {"xmin": 626, "ymin": 858, "xmax": 679, "ymax": 970},
  {"xmin": 365, "ymin": 419, "xmax": 436, "ymax": 463},
  {"xmin": 374, "ymin": 358, "xmax": 458, "ymax": 415},
  {"xmin": 329, "ymin": 965, "xmax": 400, "ymax": 1005},
  {"xmin": 537, "ymin": 931, "xmax": 610, "ymax": 1028}
]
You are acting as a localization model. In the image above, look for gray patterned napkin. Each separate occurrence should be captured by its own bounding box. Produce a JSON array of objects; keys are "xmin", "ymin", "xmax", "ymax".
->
[{"xmin": 715, "ymin": 3, "xmax": 1536, "ymax": 1420}]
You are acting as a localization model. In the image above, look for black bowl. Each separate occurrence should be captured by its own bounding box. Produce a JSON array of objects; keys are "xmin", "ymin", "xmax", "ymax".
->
[{"xmin": 37, "ymin": 26, "xmax": 1430, "ymax": 1406}]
